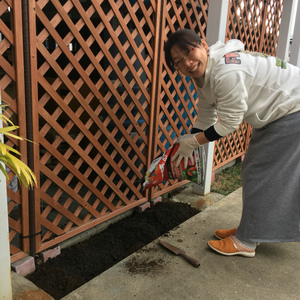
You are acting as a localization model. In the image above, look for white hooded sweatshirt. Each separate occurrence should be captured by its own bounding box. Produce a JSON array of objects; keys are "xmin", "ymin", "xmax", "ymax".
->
[{"xmin": 193, "ymin": 39, "xmax": 300, "ymax": 138}]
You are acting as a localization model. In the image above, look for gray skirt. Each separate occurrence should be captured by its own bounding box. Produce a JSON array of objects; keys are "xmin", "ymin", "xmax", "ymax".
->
[{"xmin": 235, "ymin": 110, "xmax": 300, "ymax": 243}]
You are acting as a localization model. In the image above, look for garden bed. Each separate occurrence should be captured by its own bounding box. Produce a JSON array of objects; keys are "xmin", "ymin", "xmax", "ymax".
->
[
  {"xmin": 26, "ymin": 200, "xmax": 199, "ymax": 299},
  {"xmin": 26, "ymin": 161, "xmax": 242, "ymax": 299}
]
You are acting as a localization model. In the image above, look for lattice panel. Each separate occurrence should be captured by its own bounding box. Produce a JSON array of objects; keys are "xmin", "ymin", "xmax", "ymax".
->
[
  {"xmin": 1, "ymin": 0, "xmax": 286, "ymax": 258},
  {"xmin": 258, "ymin": 0, "xmax": 283, "ymax": 55},
  {"xmin": 0, "ymin": 0, "xmax": 29, "ymax": 262},
  {"xmin": 226, "ymin": 0, "xmax": 283, "ymax": 54},
  {"xmin": 34, "ymin": 0, "xmax": 155, "ymax": 247},
  {"xmin": 213, "ymin": 121, "xmax": 251, "ymax": 170}
]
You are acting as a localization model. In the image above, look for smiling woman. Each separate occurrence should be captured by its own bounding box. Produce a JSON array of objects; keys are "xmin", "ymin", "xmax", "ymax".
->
[
  {"xmin": 172, "ymin": 47, "xmax": 196, "ymax": 69},
  {"xmin": 164, "ymin": 28, "xmax": 300, "ymax": 258},
  {"xmin": 164, "ymin": 29, "xmax": 209, "ymax": 77},
  {"xmin": 169, "ymin": 41, "xmax": 208, "ymax": 78}
]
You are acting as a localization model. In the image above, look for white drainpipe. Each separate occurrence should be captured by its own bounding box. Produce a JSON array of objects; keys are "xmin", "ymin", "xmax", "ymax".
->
[
  {"xmin": 194, "ymin": 0, "xmax": 229, "ymax": 195},
  {"xmin": 0, "ymin": 98, "xmax": 12, "ymax": 299}
]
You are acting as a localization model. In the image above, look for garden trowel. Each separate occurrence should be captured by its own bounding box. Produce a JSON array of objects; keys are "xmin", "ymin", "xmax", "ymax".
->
[{"xmin": 159, "ymin": 240, "xmax": 200, "ymax": 267}]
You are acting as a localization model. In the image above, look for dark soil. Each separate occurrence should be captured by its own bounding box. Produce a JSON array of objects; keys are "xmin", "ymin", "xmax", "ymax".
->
[{"xmin": 26, "ymin": 201, "xmax": 199, "ymax": 300}]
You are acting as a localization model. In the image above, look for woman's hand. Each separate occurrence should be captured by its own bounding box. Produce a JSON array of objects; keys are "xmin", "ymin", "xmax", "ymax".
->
[{"xmin": 172, "ymin": 134, "xmax": 201, "ymax": 168}]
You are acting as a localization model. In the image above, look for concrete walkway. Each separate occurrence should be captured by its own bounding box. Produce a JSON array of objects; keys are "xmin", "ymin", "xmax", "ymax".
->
[{"xmin": 59, "ymin": 187, "xmax": 300, "ymax": 300}]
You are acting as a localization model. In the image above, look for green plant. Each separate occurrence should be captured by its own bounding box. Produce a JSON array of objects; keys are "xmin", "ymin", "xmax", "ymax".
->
[
  {"xmin": 0, "ymin": 105, "xmax": 36, "ymax": 189},
  {"xmin": 211, "ymin": 161, "xmax": 242, "ymax": 195}
]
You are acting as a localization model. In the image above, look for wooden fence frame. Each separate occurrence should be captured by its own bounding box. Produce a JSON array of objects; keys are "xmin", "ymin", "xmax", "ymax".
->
[{"xmin": 0, "ymin": 0, "xmax": 293, "ymax": 262}]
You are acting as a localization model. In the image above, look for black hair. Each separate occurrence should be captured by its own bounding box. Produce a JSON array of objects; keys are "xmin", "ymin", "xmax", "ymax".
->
[{"xmin": 164, "ymin": 29, "xmax": 202, "ymax": 70}]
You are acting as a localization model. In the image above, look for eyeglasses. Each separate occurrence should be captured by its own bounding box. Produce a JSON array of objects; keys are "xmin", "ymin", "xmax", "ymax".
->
[{"xmin": 173, "ymin": 47, "xmax": 195, "ymax": 69}]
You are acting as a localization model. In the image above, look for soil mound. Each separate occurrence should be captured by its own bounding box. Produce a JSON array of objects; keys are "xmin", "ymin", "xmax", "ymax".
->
[{"xmin": 26, "ymin": 201, "xmax": 199, "ymax": 299}]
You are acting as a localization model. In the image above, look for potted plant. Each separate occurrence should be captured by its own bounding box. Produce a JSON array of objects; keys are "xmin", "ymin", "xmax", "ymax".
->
[{"xmin": 0, "ymin": 104, "xmax": 36, "ymax": 188}]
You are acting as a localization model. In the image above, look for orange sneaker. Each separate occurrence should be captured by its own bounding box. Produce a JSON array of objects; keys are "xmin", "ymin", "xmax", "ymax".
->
[
  {"xmin": 214, "ymin": 228, "xmax": 237, "ymax": 239},
  {"xmin": 207, "ymin": 236, "xmax": 255, "ymax": 257}
]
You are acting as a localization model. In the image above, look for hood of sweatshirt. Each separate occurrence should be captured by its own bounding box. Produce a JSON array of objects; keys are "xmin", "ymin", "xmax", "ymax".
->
[{"xmin": 203, "ymin": 39, "xmax": 245, "ymax": 88}]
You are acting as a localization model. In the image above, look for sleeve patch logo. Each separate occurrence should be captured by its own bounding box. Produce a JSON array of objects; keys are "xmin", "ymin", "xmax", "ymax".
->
[
  {"xmin": 224, "ymin": 52, "xmax": 241, "ymax": 64},
  {"xmin": 224, "ymin": 50, "xmax": 287, "ymax": 69}
]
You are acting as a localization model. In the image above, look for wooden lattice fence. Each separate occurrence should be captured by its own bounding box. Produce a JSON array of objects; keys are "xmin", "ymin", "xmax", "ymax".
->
[
  {"xmin": 0, "ymin": 0, "xmax": 30, "ymax": 263},
  {"xmin": 0, "ymin": 0, "xmax": 282, "ymax": 262}
]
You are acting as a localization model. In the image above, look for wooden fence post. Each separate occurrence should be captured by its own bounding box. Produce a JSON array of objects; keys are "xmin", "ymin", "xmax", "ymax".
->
[
  {"xmin": 193, "ymin": 0, "xmax": 229, "ymax": 196},
  {"xmin": 277, "ymin": 0, "xmax": 298, "ymax": 61}
]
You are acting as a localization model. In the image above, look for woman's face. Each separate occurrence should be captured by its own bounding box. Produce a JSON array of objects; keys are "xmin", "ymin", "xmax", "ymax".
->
[{"xmin": 170, "ymin": 40, "xmax": 209, "ymax": 78}]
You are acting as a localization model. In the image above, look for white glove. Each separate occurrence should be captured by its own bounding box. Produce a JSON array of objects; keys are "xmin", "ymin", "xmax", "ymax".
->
[{"xmin": 172, "ymin": 134, "xmax": 201, "ymax": 168}]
